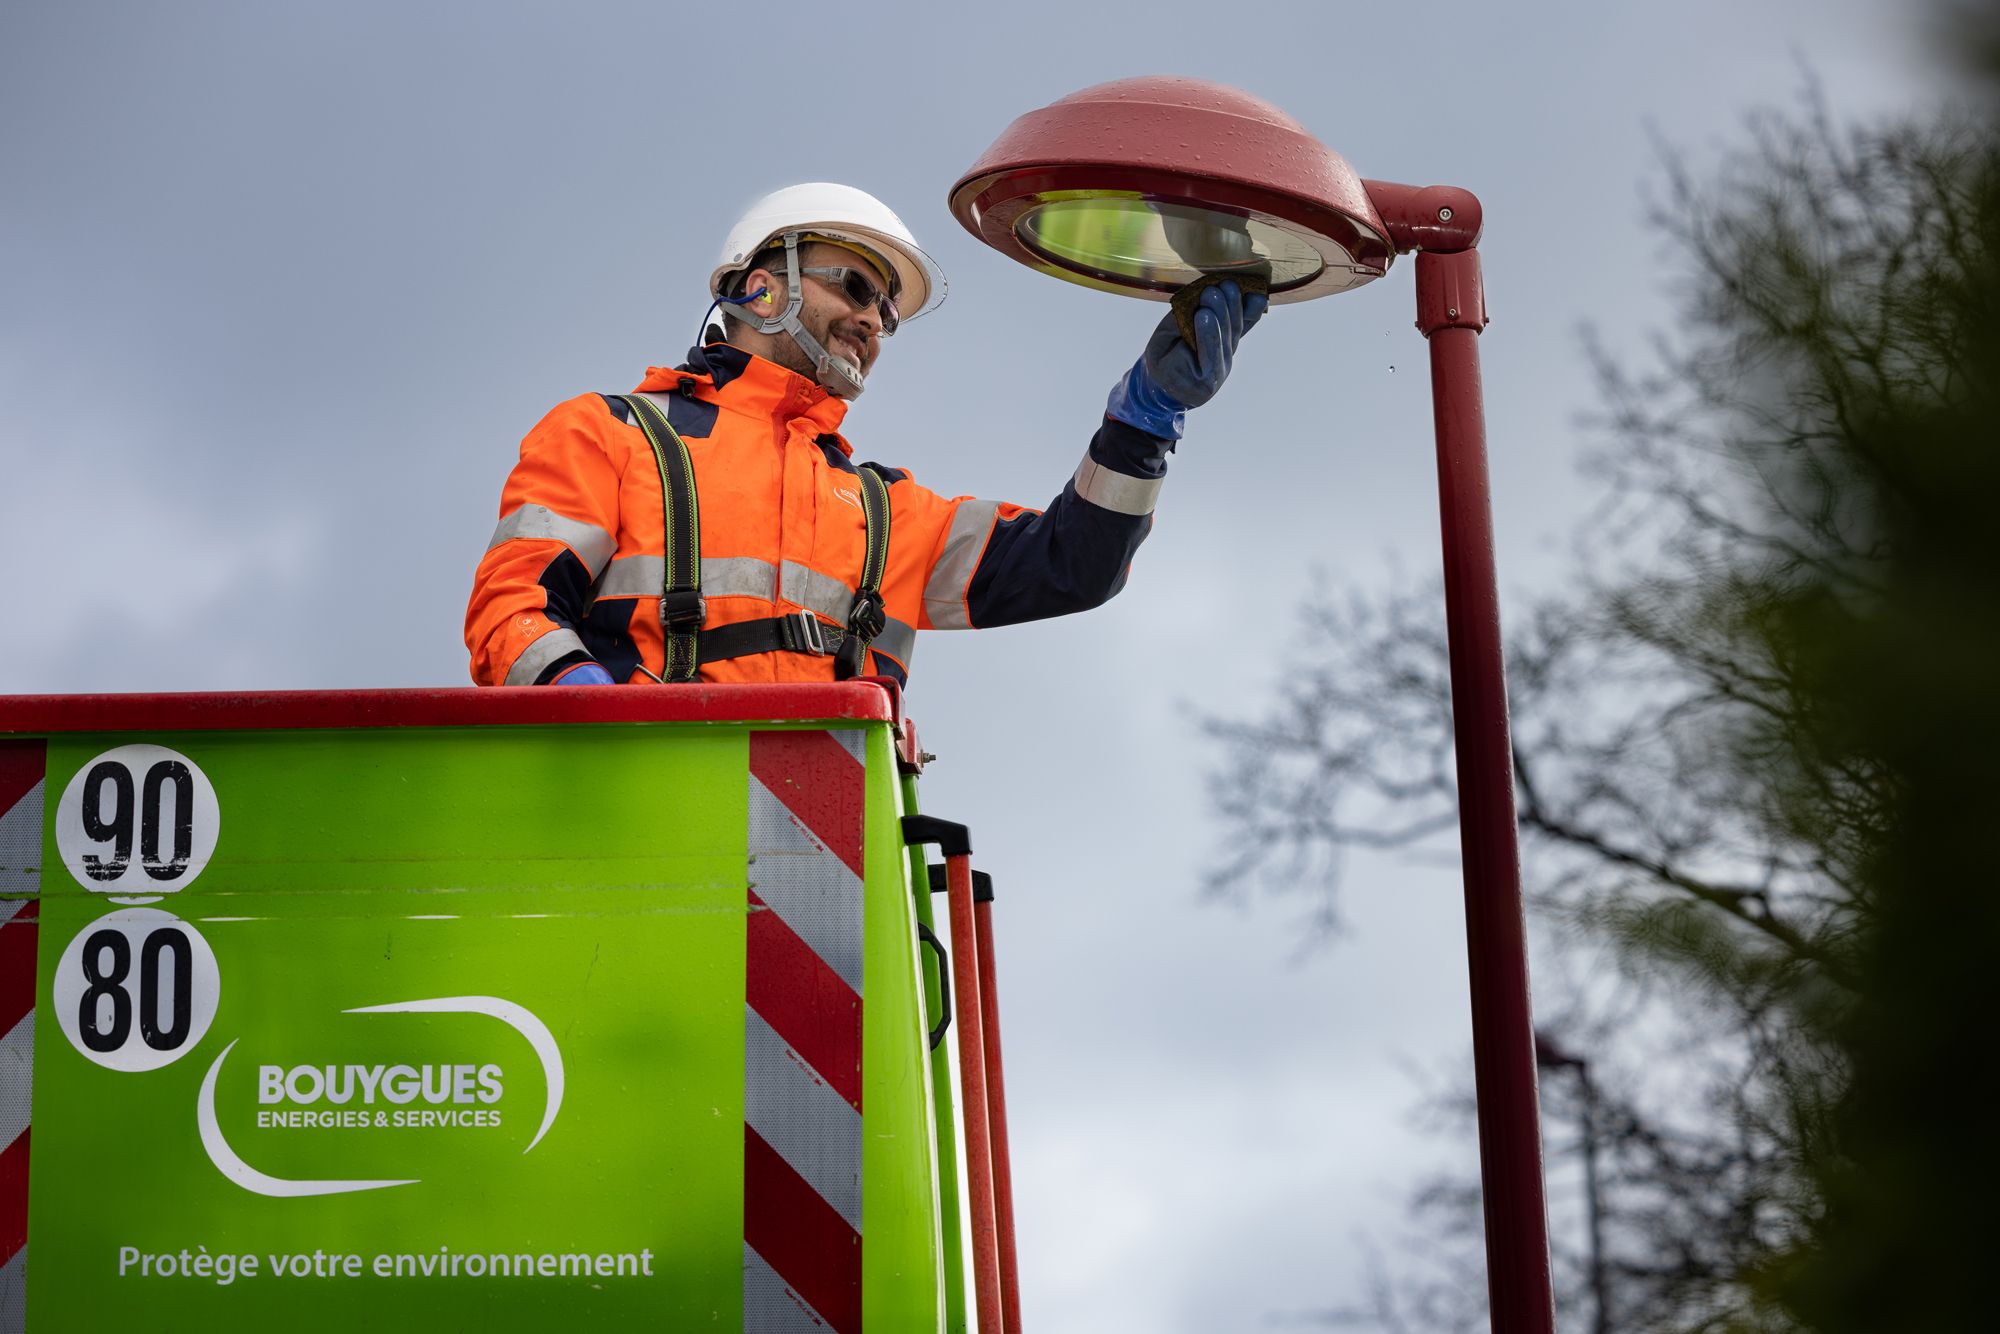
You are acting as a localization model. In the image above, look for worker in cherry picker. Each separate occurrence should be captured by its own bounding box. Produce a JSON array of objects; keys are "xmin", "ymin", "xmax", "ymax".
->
[{"xmin": 465, "ymin": 183, "xmax": 1267, "ymax": 687}]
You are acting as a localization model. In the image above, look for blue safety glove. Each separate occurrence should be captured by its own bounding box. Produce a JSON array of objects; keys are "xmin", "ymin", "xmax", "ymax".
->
[
  {"xmin": 1104, "ymin": 279, "xmax": 1269, "ymax": 440},
  {"xmin": 549, "ymin": 661, "xmax": 616, "ymax": 685}
]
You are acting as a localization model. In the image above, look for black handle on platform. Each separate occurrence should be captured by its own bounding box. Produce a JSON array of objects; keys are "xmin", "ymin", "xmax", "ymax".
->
[{"xmin": 916, "ymin": 922, "xmax": 951, "ymax": 1050}]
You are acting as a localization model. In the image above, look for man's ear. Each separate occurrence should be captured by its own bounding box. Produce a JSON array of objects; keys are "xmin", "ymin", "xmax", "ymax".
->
[{"xmin": 743, "ymin": 267, "xmax": 785, "ymax": 311}]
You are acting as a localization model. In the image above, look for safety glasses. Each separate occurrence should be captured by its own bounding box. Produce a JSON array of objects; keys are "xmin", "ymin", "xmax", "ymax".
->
[{"xmin": 800, "ymin": 266, "xmax": 901, "ymax": 336}]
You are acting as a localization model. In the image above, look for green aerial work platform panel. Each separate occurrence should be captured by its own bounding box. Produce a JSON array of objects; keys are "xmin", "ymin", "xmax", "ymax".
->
[{"xmin": 0, "ymin": 683, "xmax": 967, "ymax": 1333}]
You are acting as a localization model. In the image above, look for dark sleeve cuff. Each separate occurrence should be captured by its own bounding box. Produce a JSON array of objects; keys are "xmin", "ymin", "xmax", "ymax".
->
[
  {"xmin": 1093, "ymin": 415, "xmax": 1175, "ymax": 478},
  {"xmin": 534, "ymin": 649, "xmax": 595, "ymax": 685}
]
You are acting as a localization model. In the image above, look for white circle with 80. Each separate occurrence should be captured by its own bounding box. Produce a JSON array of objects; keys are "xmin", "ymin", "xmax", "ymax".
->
[
  {"xmin": 55, "ymin": 744, "xmax": 220, "ymax": 902},
  {"xmin": 53, "ymin": 907, "xmax": 221, "ymax": 1071}
]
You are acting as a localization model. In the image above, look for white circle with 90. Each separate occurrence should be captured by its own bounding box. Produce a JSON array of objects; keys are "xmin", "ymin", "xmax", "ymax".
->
[
  {"xmin": 54, "ymin": 908, "xmax": 221, "ymax": 1071},
  {"xmin": 55, "ymin": 744, "xmax": 221, "ymax": 902}
]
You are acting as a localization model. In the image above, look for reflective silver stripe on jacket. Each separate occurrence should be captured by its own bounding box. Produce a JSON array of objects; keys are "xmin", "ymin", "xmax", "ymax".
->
[
  {"xmin": 704, "ymin": 557, "xmax": 779, "ymax": 600},
  {"xmin": 506, "ymin": 626, "xmax": 588, "ymax": 686},
  {"xmin": 922, "ymin": 499, "xmax": 1000, "ymax": 631},
  {"xmin": 874, "ymin": 617, "xmax": 916, "ymax": 666},
  {"xmin": 780, "ymin": 561, "xmax": 855, "ymax": 624},
  {"xmin": 487, "ymin": 505, "xmax": 617, "ymax": 578},
  {"xmin": 1073, "ymin": 453, "xmax": 1164, "ymax": 516},
  {"xmin": 588, "ymin": 554, "xmax": 918, "ymax": 665},
  {"xmin": 591, "ymin": 556, "xmax": 776, "ymax": 603}
]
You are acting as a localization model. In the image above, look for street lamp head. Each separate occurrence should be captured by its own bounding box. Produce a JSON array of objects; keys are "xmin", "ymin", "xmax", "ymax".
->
[{"xmin": 948, "ymin": 76, "xmax": 1397, "ymax": 305}]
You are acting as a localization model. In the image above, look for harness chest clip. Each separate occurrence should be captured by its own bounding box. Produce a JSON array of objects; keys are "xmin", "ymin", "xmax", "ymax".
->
[
  {"xmin": 847, "ymin": 589, "xmax": 888, "ymax": 642},
  {"xmin": 660, "ymin": 588, "xmax": 707, "ymax": 633}
]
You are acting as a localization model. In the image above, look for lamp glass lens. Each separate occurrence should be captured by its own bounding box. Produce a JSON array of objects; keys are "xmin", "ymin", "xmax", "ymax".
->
[{"xmin": 1016, "ymin": 198, "xmax": 1326, "ymax": 288}]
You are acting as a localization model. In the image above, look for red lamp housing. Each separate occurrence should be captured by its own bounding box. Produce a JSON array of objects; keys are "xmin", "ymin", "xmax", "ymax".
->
[{"xmin": 949, "ymin": 75, "xmax": 1398, "ymax": 303}]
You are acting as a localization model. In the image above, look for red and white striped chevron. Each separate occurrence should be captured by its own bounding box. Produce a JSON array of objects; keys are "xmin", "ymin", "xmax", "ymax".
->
[
  {"xmin": 744, "ymin": 729, "xmax": 867, "ymax": 1334},
  {"xmin": 1, "ymin": 738, "xmax": 45, "ymax": 1330}
]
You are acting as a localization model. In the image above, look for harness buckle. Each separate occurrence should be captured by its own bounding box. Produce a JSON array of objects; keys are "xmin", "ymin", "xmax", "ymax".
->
[
  {"xmin": 846, "ymin": 590, "xmax": 887, "ymax": 642},
  {"xmin": 659, "ymin": 588, "xmax": 706, "ymax": 633},
  {"xmin": 786, "ymin": 610, "xmax": 833, "ymax": 656}
]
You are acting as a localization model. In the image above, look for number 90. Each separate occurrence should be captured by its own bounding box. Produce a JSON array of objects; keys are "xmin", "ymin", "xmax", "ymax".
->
[
  {"xmin": 81, "ymin": 758, "xmax": 194, "ymax": 882},
  {"xmin": 57, "ymin": 744, "xmax": 221, "ymax": 898}
]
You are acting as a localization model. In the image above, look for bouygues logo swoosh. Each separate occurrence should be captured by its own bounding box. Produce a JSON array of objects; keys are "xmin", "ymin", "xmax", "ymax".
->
[{"xmin": 197, "ymin": 995, "xmax": 565, "ymax": 1198}]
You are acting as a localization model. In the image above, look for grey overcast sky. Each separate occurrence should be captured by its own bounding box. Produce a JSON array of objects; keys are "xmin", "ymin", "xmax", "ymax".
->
[{"xmin": 0, "ymin": 1, "xmax": 1945, "ymax": 1328}]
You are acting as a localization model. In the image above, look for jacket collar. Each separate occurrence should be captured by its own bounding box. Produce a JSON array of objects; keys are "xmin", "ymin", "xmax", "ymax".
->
[{"xmin": 638, "ymin": 342, "xmax": 851, "ymax": 449}]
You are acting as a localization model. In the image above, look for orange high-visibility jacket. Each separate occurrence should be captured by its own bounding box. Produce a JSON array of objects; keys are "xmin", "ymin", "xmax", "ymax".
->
[{"xmin": 466, "ymin": 342, "xmax": 1172, "ymax": 687}]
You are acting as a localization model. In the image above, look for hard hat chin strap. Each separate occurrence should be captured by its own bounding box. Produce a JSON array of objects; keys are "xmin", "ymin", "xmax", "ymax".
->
[{"xmin": 734, "ymin": 233, "xmax": 865, "ymax": 400}]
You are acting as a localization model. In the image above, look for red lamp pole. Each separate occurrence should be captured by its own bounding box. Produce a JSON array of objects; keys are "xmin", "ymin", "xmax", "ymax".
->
[{"xmin": 1369, "ymin": 181, "xmax": 1555, "ymax": 1333}]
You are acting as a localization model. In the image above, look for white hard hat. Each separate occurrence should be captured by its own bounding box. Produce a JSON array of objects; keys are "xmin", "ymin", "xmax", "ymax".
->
[{"xmin": 712, "ymin": 182, "xmax": 947, "ymax": 322}]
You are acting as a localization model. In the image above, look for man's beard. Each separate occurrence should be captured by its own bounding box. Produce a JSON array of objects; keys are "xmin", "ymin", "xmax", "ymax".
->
[
  {"xmin": 777, "ymin": 312, "xmax": 868, "ymax": 392},
  {"xmin": 764, "ymin": 328, "xmax": 817, "ymax": 380}
]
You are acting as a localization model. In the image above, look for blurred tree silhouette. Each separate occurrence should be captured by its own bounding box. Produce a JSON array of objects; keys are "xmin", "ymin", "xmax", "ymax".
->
[{"xmin": 1206, "ymin": 48, "xmax": 1999, "ymax": 1333}]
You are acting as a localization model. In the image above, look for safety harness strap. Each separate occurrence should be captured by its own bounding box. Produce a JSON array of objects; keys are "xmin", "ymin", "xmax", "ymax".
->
[
  {"xmin": 835, "ymin": 464, "xmax": 892, "ymax": 680},
  {"xmin": 616, "ymin": 394, "xmax": 703, "ymax": 681},
  {"xmin": 699, "ymin": 612, "xmax": 851, "ymax": 665}
]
